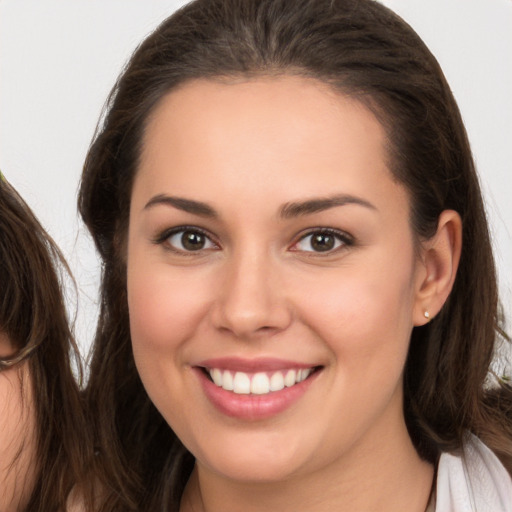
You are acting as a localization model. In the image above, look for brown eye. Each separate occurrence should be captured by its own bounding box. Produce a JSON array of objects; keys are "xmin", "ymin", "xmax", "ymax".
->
[
  {"xmin": 293, "ymin": 229, "xmax": 351, "ymax": 253},
  {"xmin": 166, "ymin": 229, "xmax": 216, "ymax": 252},
  {"xmin": 181, "ymin": 231, "xmax": 206, "ymax": 250},
  {"xmin": 310, "ymin": 233, "xmax": 336, "ymax": 252}
]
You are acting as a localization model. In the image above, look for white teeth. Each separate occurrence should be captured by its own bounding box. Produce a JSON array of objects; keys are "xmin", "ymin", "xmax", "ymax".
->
[
  {"xmin": 211, "ymin": 368, "xmax": 223, "ymax": 386},
  {"xmin": 269, "ymin": 371, "xmax": 285, "ymax": 391},
  {"xmin": 251, "ymin": 372, "xmax": 270, "ymax": 395},
  {"xmin": 297, "ymin": 368, "xmax": 311, "ymax": 382},
  {"xmin": 233, "ymin": 372, "xmax": 251, "ymax": 394},
  {"xmin": 284, "ymin": 369, "xmax": 297, "ymax": 387},
  {"xmin": 208, "ymin": 367, "xmax": 314, "ymax": 395},
  {"xmin": 222, "ymin": 370, "xmax": 234, "ymax": 391}
]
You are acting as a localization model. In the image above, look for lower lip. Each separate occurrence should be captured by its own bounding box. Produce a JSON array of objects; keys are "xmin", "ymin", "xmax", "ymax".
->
[{"xmin": 195, "ymin": 368, "xmax": 320, "ymax": 421}]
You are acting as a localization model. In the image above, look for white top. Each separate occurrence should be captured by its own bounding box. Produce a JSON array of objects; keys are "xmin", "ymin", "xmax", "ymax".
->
[{"xmin": 432, "ymin": 434, "xmax": 512, "ymax": 512}]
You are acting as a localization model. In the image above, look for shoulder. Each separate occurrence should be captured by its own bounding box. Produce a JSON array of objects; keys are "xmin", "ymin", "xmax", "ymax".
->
[
  {"xmin": 66, "ymin": 499, "xmax": 86, "ymax": 512},
  {"xmin": 66, "ymin": 477, "xmax": 106, "ymax": 512},
  {"xmin": 435, "ymin": 433, "xmax": 512, "ymax": 512},
  {"xmin": 66, "ymin": 485, "xmax": 92, "ymax": 512}
]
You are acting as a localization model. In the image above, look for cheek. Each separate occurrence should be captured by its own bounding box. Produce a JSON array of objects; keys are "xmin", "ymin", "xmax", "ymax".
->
[
  {"xmin": 297, "ymin": 252, "xmax": 417, "ymax": 363},
  {"xmin": 0, "ymin": 364, "xmax": 38, "ymax": 489},
  {"xmin": 126, "ymin": 254, "xmax": 216, "ymax": 366},
  {"xmin": 129, "ymin": 270, "xmax": 194, "ymax": 355},
  {"xmin": 126, "ymin": 262, "xmax": 202, "ymax": 420}
]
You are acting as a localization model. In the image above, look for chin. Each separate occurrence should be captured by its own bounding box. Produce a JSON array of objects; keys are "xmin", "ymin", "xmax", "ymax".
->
[
  {"xmin": 190, "ymin": 431, "xmax": 312, "ymax": 483},
  {"xmin": 203, "ymin": 456, "xmax": 301, "ymax": 483}
]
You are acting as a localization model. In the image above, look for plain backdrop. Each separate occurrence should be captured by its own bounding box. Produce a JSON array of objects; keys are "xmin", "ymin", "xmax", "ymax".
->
[{"xmin": 1, "ymin": 0, "xmax": 511, "ymax": 360}]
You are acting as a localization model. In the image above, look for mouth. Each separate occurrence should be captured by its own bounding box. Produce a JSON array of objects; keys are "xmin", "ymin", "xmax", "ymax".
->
[
  {"xmin": 193, "ymin": 357, "xmax": 324, "ymax": 420},
  {"xmin": 201, "ymin": 366, "xmax": 322, "ymax": 396}
]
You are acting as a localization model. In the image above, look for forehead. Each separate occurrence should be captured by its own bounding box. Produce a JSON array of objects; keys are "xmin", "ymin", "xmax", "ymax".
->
[
  {"xmin": 142, "ymin": 75, "xmax": 385, "ymax": 158},
  {"xmin": 135, "ymin": 76, "xmax": 407, "ymax": 218}
]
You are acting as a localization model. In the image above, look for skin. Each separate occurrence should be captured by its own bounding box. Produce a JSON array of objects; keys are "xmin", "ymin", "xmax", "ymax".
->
[
  {"xmin": 126, "ymin": 76, "xmax": 461, "ymax": 511},
  {"xmin": 0, "ymin": 333, "xmax": 37, "ymax": 512}
]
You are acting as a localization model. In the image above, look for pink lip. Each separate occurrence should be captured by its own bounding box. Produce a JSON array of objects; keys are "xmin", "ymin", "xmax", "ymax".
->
[{"xmin": 193, "ymin": 358, "xmax": 321, "ymax": 421}]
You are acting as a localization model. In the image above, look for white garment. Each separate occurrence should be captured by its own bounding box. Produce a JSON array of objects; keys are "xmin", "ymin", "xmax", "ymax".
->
[{"xmin": 434, "ymin": 433, "xmax": 512, "ymax": 512}]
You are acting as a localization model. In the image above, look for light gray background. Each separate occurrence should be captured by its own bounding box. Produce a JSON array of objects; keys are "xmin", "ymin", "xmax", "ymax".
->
[{"xmin": 1, "ymin": 0, "xmax": 511, "ymax": 359}]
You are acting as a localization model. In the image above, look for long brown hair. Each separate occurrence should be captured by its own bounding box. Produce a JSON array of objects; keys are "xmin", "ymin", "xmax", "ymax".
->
[
  {"xmin": 0, "ymin": 177, "xmax": 93, "ymax": 510},
  {"xmin": 78, "ymin": 0, "xmax": 512, "ymax": 509}
]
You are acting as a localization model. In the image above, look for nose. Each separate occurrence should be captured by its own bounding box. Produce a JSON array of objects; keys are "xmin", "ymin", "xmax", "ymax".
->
[{"xmin": 211, "ymin": 249, "xmax": 292, "ymax": 339}]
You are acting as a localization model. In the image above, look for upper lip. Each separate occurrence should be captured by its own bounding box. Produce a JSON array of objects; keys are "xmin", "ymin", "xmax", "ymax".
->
[{"xmin": 195, "ymin": 357, "xmax": 320, "ymax": 373}]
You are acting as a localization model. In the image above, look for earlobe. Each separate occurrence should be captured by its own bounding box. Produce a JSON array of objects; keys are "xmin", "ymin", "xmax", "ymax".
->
[{"xmin": 414, "ymin": 210, "xmax": 462, "ymax": 326}]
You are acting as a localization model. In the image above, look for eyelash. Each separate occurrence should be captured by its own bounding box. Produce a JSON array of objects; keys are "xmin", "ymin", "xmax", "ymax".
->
[
  {"xmin": 290, "ymin": 228, "xmax": 354, "ymax": 254},
  {"xmin": 153, "ymin": 226, "xmax": 354, "ymax": 255},
  {"xmin": 153, "ymin": 226, "xmax": 219, "ymax": 254}
]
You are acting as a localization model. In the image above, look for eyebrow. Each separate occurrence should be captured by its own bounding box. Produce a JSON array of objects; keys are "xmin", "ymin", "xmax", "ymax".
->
[
  {"xmin": 144, "ymin": 194, "xmax": 218, "ymax": 218},
  {"xmin": 143, "ymin": 193, "xmax": 376, "ymax": 219},
  {"xmin": 280, "ymin": 194, "xmax": 377, "ymax": 218}
]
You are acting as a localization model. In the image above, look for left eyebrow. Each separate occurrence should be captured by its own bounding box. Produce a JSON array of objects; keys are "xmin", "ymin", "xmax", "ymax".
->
[
  {"xmin": 280, "ymin": 194, "xmax": 377, "ymax": 219},
  {"xmin": 143, "ymin": 194, "xmax": 218, "ymax": 218}
]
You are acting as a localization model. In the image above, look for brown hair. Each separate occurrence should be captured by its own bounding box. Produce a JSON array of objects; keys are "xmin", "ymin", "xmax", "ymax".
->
[
  {"xmin": 0, "ymin": 178, "xmax": 93, "ymax": 510},
  {"xmin": 78, "ymin": 0, "xmax": 512, "ymax": 509}
]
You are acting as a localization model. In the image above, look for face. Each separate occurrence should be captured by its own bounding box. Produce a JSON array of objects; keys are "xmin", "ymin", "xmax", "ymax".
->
[
  {"xmin": 127, "ymin": 76, "xmax": 428, "ymax": 483},
  {"xmin": 0, "ymin": 333, "xmax": 37, "ymax": 510}
]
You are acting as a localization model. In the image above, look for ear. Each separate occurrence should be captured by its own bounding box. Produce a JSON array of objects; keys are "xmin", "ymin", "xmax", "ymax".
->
[{"xmin": 413, "ymin": 210, "xmax": 462, "ymax": 326}]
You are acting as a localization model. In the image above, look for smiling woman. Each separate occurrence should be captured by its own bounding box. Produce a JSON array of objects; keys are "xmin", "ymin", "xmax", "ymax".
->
[
  {"xmin": 127, "ymin": 78, "xmax": 446, "ymax": 500},
  {"xmin": 78, "ymin": 0, "xmax": 512, "ymax": 511}
]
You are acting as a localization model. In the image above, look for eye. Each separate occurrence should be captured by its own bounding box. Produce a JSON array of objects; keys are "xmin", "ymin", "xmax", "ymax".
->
[
  {"xmin": 291, "ymin": 229, "xmax": 352, "ymax": 253},
  {"xmin": 160, "ymin": 227, "xmax": 218, "ymax": 253}
]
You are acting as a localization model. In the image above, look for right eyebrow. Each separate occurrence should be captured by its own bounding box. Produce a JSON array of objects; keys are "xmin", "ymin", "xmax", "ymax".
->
[
  {"xmin": 143, "ymin": 194, "xmax": 218, "ymax": 218},
  {"xmin": 280, "ymin": 194, "xmax": 377, "ymax": 219}
]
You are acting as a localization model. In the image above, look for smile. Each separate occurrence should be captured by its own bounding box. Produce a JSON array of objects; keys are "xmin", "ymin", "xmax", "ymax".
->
[
  {"xmin": 195, "ymin": 360, "xmax": 322, "ymax": 420},
  {"xmin": 206, "ymin": 367, "xmax": 314, "ymax": 395},
  {"xmin": 194, "ymin": 358, "xmax": 323, "ymax": 420}
]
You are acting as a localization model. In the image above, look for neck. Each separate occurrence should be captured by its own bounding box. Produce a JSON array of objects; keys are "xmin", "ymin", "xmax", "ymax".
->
[{"xmin": 180, "ymin": 416, "xmax": 434, "ymax": 512}]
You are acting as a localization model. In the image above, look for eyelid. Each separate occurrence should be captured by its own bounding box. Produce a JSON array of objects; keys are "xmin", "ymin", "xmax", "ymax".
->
[
  {"xmin": 152, "ymin": 225, "xmax": 353, "ymax": 255},
  {"xmin": 289, "ymin": 227, "xmax": 354, "ymax": 253},
  {"xmin": 153, "ymin": 225, "xmax": 220, "ymax": 253}
]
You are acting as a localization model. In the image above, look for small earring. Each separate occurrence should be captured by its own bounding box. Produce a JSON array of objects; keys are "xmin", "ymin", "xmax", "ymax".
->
[{"xmin": 424, "ymin": 311, "xmax": 430, "ymax": 321}]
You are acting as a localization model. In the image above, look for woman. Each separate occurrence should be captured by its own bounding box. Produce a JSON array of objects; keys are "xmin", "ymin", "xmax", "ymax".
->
[
  {"xmin": 79, "ymin": 0, "xmax": 512, "ymax": 510},
  {"xmin": 0, "ymin": 174, "xmax": 92, "ymax": 511}
]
